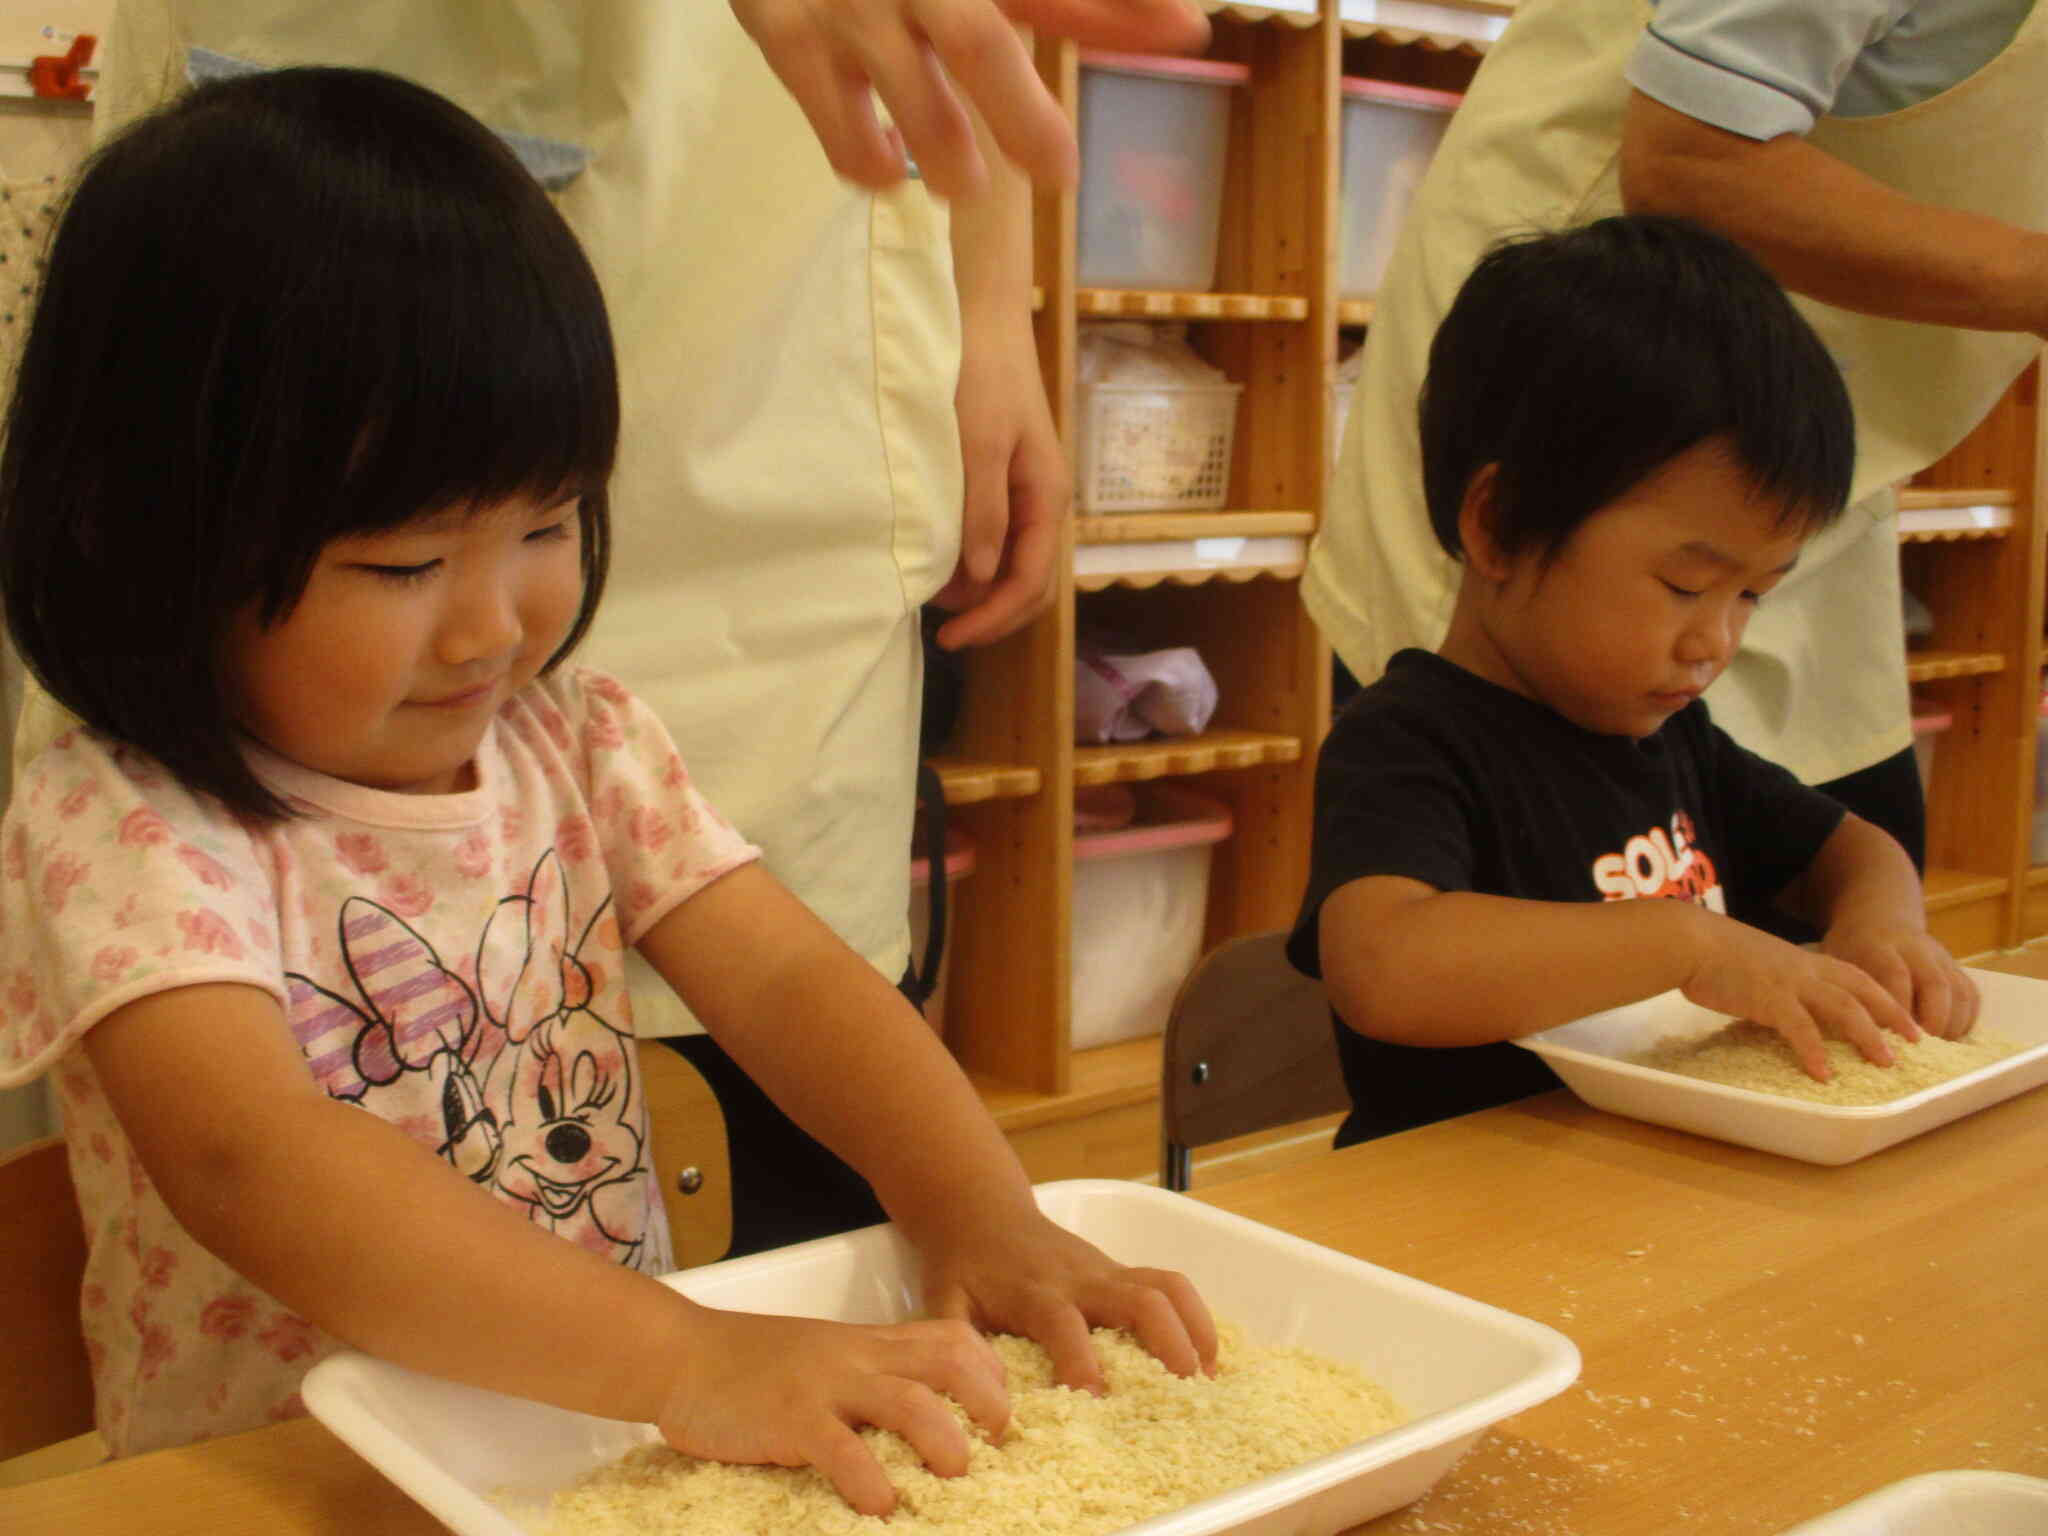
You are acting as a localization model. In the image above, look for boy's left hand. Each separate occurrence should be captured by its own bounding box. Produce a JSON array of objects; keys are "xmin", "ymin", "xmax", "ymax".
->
[
  {"xmin": 917, "ymin": 1207, "xmax": 1218, "ymax": 1392},
  {"xmin": 1820, "ymin": 922, "xmax": 1980, "ymax": 1039}
]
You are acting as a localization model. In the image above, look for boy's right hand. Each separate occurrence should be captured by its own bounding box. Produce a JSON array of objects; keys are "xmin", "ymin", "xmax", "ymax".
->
[
  {"xmin": 656, "ymin": 1308, "xmax": 1009, "ymax": 1516},
  {"xmin": 1681, "ymin": 917, "xmax": 1922, "ymax": 1081}
]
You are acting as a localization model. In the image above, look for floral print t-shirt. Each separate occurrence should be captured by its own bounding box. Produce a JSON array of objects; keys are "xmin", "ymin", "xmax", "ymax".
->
[{"xmin": 0, "ymin": 667, "xmax": 758, "ymax": 1455}]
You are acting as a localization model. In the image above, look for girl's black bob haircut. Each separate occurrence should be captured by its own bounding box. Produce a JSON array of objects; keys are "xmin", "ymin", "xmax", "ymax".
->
[
  {"xmin": 0, "ymin": 66, "xmax": 616, "ymax": 821},
  {"xmin": 1418, "ymin": 213, "xmax": 1854, "ymax": 562}
]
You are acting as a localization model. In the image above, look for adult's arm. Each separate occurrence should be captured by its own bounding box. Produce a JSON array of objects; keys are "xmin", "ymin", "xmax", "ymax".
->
[
  {"xmin": 1620, "ymin": 88, "xmax": 2048, "ymax": 340},
  {"xmin": 931, "ymin": 65, "xmax": 1066, "ymax": 648}
]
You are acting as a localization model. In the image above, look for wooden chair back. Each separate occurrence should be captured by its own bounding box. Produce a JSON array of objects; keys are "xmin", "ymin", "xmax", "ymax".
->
[
  {"xmin": 1159, "ymin": 932, "xmax": 1349, "ymax": 1191},
  {"xmin": 636, "ymin": 1042, "xmax": 734, "ymax": 1270},
  {"xmin": 0, "ymin": 1136, "xmax": 94, "ymax": 1462}
]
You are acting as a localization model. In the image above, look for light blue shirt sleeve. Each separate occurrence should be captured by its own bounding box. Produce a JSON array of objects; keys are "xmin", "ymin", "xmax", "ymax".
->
[{"xmin": 1626, "ymin": 0, "xmax": 2031, "ymax": 140}]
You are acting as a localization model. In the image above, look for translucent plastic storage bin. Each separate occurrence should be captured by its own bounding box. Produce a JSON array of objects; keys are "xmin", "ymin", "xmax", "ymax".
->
[
  {"xmin": 1337, "ymin": 77, "xmax": 1461, "ymax": 300},
  {"xmin": 1071, "ymin": 784, "xmax": 1232, "ymax": 1050},
  {"xmin": 1077, "ymin": 51, "xmax": 1248, "ymax": 292},
  {"xmin": 1076, "ymin": 379, "xmax": 1243, "ymax": 512}
]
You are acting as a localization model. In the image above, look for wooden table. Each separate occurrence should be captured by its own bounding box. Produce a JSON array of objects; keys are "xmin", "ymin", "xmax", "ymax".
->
[{"xmin": 5, "ymin": 1089, "xmax": 2044, "ymax": 1535}]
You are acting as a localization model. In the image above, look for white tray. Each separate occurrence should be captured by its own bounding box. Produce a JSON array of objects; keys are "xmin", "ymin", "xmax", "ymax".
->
[
  {"xmin": 1517, "ymin": 966, "xmax": 2048, "ymax": 1165},
  {"xmin": 302, "ymin": 1179, "xmax": 1579, "ymax": 1536},
  {"xmin": 1777, "ymin": 1471, "xmax": 2048, "ymax": 1533}
]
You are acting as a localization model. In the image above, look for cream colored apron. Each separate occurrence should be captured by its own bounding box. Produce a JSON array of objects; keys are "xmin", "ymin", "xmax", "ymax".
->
[
  {"xmin": 1304, "ymin": 0, "xmax": 2048, "ymax": 784},
  {"xmin": 40, "ymin": 1, "xmax": 966, "ymax": 1033}
]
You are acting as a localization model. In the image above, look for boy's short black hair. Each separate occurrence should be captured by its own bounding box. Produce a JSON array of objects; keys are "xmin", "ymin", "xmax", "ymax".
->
[
  {"xmin": 1418, "ymin": 213, "xmax": 1854, "ymax": 561},
  {"xmin": 0, "ymin": 66, "xmax": 616, "ymax": 820}
]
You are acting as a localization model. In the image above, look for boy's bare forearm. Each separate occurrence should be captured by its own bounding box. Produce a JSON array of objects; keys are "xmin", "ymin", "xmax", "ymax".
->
[
  {"xmin": 1621, "ymin": 91, "xmax": 2048, "ymax": 340},
  {"xmin": 1318, "ymin": 879, "xmax": 1716, "ymax": 1046}
]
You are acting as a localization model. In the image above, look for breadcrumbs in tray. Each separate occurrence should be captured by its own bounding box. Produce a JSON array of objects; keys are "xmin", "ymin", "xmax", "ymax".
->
[
  {"xmin": 535, "ymin": 1326, "xmax": 1404, "ymax": 1535},
  {"xmin": 1629, "ymin": 1021, "xmax": 2025, "ymax": 1105}
]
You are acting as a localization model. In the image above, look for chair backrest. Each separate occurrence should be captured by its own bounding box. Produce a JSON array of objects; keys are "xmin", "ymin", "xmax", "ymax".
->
[
  {"xmin": 1159, "ymin": 931, "xmax": 1350, "ymax": 1191},
  {"xmin": 636, "ymin": 1042, "xmax": 734, "ymax": 1271},
  {"xmin": 0, "ymin": 1136, "xmax": 94, "ymax": 1461}
]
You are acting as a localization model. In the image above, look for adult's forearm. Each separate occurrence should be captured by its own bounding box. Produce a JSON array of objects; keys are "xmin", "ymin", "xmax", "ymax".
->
[{"xmin": 1620, "ymin": 90, "xmax": 2048, "ymax": 340}]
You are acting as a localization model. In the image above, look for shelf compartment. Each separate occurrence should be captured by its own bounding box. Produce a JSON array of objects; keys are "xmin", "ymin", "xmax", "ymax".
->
[
  {"xmin": 1075, "ymin": 533, "xmax": 1305, "ymax": 590},
  {"xmin": 1925, "ymin": 867, "xmax": 2012, "ymax": 958},
  {"xmin": 1074, "ymin": 730, "xmax": 1302, "ymax": 786},
  {"xmin": 1077, "ymin": 510, "xmax": 1316, "ymax": 543},
  {"xmin": 1905, "ymin": 650, "xmax": 2007, "ymax": 683},
  {"xmin": 1078, "ymin": 289, "xmax": 1309, "ymax": 321},
  {"xmin": 976, "ymin": 1036, "xmax": 1162, "ymax": 1134},
  {"xmin": 1925, "ymin": 867, "xmax": 2010, "ymax": 911},
  {"xmin": 925, "ymin": 757, "xmax": 1043, "ymax": 805}
]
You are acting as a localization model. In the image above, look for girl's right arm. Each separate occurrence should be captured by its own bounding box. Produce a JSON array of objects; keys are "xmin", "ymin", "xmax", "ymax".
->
[
  {"xmin": 1318, "ymin": 874, "xmax": 1919, "ymax": 1080},
  {"xmin": 84, "ymin": 981, "xmax": 1006, "ymax": 1517}
]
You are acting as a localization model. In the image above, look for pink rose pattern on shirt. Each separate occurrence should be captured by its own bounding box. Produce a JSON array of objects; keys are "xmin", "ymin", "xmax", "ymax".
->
[{"xmin": 0, "ymin": 668, "xmax": 757, "ymax": 1456}]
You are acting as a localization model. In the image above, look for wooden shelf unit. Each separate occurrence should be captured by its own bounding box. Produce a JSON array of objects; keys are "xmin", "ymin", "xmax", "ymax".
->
[
  {"xmin": 926, "ymin": 6, "xmax": 1355, "ymax": 1176},
  {"xmin": 1901, "ymin": 359, "xmax": 2048, "ymax": 957}
]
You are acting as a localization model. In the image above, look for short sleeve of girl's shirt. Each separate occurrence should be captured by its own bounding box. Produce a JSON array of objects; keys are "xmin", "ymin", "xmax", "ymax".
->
[
  {"xmin": 508, "ymin": 667, "xmax": 759, "ymax": 946},
  {"xmin": 1626, "ymin": 0, "xmax": 1911, "ymax": 139},
  {"xmin": 0, "ymin": 730, "xmax": 282, "ymax": 1086}
]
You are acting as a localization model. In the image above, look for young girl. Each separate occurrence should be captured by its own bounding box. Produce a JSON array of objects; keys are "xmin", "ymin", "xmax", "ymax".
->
[
  {"xmin": 0, "ymin": 67, "xmax": 1212, "ymax": 1512},
  {"xmin": 1290, "ymin": 215, "xmax": 1980, "ymax": 1148}
]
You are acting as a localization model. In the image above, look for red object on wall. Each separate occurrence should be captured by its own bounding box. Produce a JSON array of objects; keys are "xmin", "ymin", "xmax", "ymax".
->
[{"xmin": 29, "ymin": 34, "xmax": 96, "ymax": 100}]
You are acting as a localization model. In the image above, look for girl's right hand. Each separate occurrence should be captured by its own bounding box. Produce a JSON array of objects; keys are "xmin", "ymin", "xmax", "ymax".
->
[
  {"xmin": 1680, "ymin": 918, "xmax": 1921, "ymax": 1081},
  {"xmin": 655, "ymin": 1309, "xmax": 1010, "ymax": 1516}
]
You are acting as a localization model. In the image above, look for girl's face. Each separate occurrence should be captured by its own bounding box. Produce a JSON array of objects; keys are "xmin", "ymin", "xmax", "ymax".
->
[
  {"xmin": 224, "ymin": 493, "xmax": 585, "ymax": 794},
  {"xmin": 1445, "ymin": 439, "xmax": 1808, "ymax": 739}
]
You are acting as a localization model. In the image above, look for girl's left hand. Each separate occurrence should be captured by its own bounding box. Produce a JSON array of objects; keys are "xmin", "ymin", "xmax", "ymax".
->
[{"xmin": 917, "ymin": 1207, "xmax": 1218, "ymax": 1391}]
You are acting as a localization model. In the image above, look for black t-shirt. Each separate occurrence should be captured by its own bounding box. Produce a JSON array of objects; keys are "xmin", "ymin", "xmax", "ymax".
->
[{"xmin": 1287, "ymin": 649, "xmax": 1847, "ymax": 1146}]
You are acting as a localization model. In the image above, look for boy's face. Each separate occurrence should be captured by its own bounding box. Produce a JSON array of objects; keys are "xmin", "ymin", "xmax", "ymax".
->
[{"xmin": 1444, "ymin": 438, "xmax": 1807, "ymax": 740}]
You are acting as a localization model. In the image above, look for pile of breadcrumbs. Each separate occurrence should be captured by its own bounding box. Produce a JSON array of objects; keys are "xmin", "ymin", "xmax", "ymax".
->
[
  {"xmin": 537, "ymin": 1326, "xmax": 1403, "ymax": 1535},
  {"xmin": 1630, "ymin": 1021, "xmax": 2025, "ymax": 1105}
]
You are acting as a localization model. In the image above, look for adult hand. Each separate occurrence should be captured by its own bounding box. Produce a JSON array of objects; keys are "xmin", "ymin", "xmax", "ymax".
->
[
  {"xmin": 929, "ymin": 308, "xmax": 1067, "ymax": 648},
  {"xmin": 731, "ymin": 0, "xmax": 1211, "ymax": 196}
]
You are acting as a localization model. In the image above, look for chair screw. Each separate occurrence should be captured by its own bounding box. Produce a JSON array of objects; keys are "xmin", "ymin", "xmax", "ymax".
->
[
  {"xmin": 1191, "ymin": 1061, "xmax": 1210, "ymax": 1085},
  {"xmin": 676, "ymin": 1166, "xmax": 704, "ymax": 1195}
]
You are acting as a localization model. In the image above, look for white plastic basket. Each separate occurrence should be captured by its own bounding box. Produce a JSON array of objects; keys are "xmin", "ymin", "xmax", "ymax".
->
[{"xmin": 1077, "ymin": 380, "xmax": 1243, "ymax": 512}]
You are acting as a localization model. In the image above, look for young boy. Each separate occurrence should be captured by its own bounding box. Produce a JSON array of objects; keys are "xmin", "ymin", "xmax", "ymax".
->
[{"xmin": 1289, "ymin": 215, "xmax": 1979, "ymax": 1147}]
